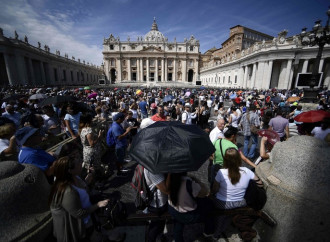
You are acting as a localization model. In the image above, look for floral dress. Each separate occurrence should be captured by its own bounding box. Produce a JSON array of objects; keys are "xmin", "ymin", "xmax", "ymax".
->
[{"xmin": 80, "ymin": 127, "xmax": 101, "ymax": 169}]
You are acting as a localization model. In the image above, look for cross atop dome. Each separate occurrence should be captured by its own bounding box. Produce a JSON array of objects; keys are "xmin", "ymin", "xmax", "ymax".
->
[{"xmin": 151, "ymin": 17, "xmax": 158, "ymax": 31}]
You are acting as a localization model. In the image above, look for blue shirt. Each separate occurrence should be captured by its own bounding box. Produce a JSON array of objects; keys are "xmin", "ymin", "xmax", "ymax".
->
[
  {"xmin": 64, "ymin": 112, "xmax": 81, "ymax": 134},
  {"xmin": 18, "ymin": 147, "xmax": 55, "ymax": 171},
  {"xmin": 112, "ymin": 122, "xmax": 127, "ymax": 149},
  {"xmin": 139, "ymin": 101, "xmax": 148, "ymax": 115}
]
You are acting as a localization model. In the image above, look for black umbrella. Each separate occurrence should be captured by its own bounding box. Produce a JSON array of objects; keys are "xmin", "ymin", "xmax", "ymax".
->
[
  {"xmin": 38, "ymin": 95, "xmax": 78, "ymax": 107},
  {"xmin": 129, "ymin": 121, "xmax": 215, "ymax": 173}
]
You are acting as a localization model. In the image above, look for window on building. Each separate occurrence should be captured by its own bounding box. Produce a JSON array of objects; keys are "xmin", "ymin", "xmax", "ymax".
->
[
  {"xmin": 150, "ymin": 59, "xmax": 155, "ymax": 66},
  {"xmin": 189, "ymin": 60, "xmax": 193, "ymax": 67},
  {"xmin": 77, "ymin": 72, "xmax": 80, "ymax": 82},
  {"xmin": 190, "ymin": 46, "xmax": 193, "ymax": 51},
  {"xmin": 235, "ymin": 75, "xmax": 237, "ymax": 83},
  {"xmin": 132, "ymin": 46, "xmax": 135, "ymax": 50},
  {"xmin": 110, "ymin": 45, "xmax": 114, "ymax": 50},
  {"xmin": 179, "ymin": 47, "xmax": 181, "ymax": 51},
  {"xmin": 122, "ymin": 60, "xmax": 126, "ymax": 66},
  {"xmin": 168, "ymin": 59, "xmax": 172, "ymax": 66},
  {"xmin": 131, "ymin": 59, "xmax": 136, "ymax": 66},
  {"xmin": 223, "ymin": 76, "xmax": 225, "ymax": 83},
  {"xmin": 228, "ymin": 76, "xmax": 231, "ymax": 83},
  {"xmin": 110, "ymin": 59, "xmax": 115, "ymax": 66},
  {"xmin": 123, "ymin": 47, "xmax": 126, "ymax": 50}
]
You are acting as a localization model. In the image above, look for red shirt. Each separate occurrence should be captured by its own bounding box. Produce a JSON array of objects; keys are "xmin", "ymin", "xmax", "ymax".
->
[{"xmin": 151, "ymin": 114, "xmax": 166, "ymax": 121}]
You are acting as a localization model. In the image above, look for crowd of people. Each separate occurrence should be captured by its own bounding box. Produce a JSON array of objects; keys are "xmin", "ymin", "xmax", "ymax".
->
[{"xmin": 0, "ymin": 85, "xmax": 329, "ymax": 241}]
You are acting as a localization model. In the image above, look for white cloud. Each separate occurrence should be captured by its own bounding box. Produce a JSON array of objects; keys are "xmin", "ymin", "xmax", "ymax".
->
[{"xmin": 0, "ymin": 0, "xmax": 103, "ymax": 65}]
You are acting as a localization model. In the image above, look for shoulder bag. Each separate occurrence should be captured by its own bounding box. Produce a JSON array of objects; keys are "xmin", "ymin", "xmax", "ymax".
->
[{"xmin": 247, "ymin": 113, "xmax": 259, "ymax": 135}]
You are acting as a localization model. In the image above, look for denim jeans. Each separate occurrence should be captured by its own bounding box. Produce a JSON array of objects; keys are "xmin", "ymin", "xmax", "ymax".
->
[{"xmin": 243, "ymin": 134, "xmax": 258, "ymax": 158}]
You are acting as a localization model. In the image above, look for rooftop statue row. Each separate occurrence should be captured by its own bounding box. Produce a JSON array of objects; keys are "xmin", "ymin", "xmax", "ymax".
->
[{"xmin": 0, "ymin": 28, "xmax": 101, "ymax": 69}]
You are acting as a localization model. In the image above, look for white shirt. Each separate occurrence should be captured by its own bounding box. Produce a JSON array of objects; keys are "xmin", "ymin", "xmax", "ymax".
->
[
  {"xmin": 209, "ymin": 126, "xmax": 224, "ymax": 143},
  {"xmin": 207, "ymin": 100, "xmax": 213, "ymax": 108},
  {"xmin": 215, "ymin": 167, "xmax": 255, "ymax": 202},
  {"xmin": 182, "ymin": 111, "xmax": 196, "ymax": 125},
  {"xmin": 311, "ymin": 127, "xmax": 330, "ymax": 141}
]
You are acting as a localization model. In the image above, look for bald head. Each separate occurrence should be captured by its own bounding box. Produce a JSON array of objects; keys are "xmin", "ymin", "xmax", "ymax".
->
[{"xmin": 217, "ymin": 118, "xmax": 225, "ymax": 131}]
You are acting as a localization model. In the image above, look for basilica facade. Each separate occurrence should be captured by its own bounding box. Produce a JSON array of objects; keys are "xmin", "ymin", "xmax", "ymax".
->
[{"xmin": 102, "ymin": 19, "xmax": 200, "ymax": 84}]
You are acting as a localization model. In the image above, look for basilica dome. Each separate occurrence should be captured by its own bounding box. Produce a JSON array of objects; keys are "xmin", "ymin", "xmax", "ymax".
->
[{"xmin": 144, "ymin": 19, "xmax": 166, "ymax": 42}]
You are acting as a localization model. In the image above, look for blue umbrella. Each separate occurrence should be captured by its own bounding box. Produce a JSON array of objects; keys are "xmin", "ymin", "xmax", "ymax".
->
[
  {"xmin": 163, "ymin": 95, "xmax": 174, "ymax": 103},
  {"xmin": 200, "ymin": 86, "xmax": 206, "ymax": 90}
]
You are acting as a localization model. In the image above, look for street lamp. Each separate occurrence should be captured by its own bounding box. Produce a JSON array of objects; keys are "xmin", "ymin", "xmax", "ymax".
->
[{"xmin": 300, "ymin": 7, "xmax": 330, "ymax": 102}]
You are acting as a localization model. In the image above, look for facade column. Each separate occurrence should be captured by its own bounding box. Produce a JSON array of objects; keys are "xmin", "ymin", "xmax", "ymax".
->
[
  {"xmin": 194, "ymin": 59, "xmax": 199, "ymax": 82},
  {"xmin": 182, "ymin": 59, "xmax": 187, "ymax": 82},
  {"xmin": 155, "ymin": 59, "xmax": 158, "ymax": 82},
  {"xmin": 318, "ymin": 58, "xmax": 324, "ymax": 73},
  {"xmin": 161, "ymin": 58, "xmax": 164, "ymax": 81},
  {"xmin": 302, "ymin": 59, "xmax": 309, "ymax": 73},
  {"xmin": 165, "ymin": 58, "xmax": 168, "ymax": 81},
  {"xmin": 140, "ymin": 58, "xmax": 144, "ymax": 81},
  {"xmin": 136, "ymin": 59, "xmax": 139, "ymax": 82},
  {"xmin": 127, "ymin": 58, "xmax": 131, "ymax": 81},
  {"xmin": 146, "ymin": 58, "xmax": 150, "ymax": 84},
  {"xmin": 284, "ymin": 59, "xmax": 293, "ymax": 89},
  {"xmin": 264, "ymin": 60, "xmax": 273, "ymax": 89},
  {"xmin": 255, "ymin": 61, "xmax": 265, "ymax": 88},
  {"xmin": 117, "ymin": 58, "xmax": 122, "ymax": 81},
  {"xmin": 173, "ymin": 59, "xmax": 176, "ymax": 81},
  {"xmin": 250, "ymin": 63, "xmax": 257, "ymax": 89}
]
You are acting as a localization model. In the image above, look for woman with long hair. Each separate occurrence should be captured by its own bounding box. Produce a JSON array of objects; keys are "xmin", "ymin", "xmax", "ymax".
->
[
  {"xmin": 211, "ymin": 148, "xmax": 262, "ymax": 239},
  {"xmin": 228, "ymin": 106, "xmax": 240, "ymax": 128},
  {"xmin": 168, "ymin": 173, "xmax": 214, "ymax": 242},
  {"xmin": 79, "ymin": 113, "xmax": 104, "ymax": 179},
  {"xmin": 49, "ymin": 156, "xmax": 109, "ymax": 242}
]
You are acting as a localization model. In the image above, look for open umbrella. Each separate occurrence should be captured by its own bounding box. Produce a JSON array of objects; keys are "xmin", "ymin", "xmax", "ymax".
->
[
  {"xmin": 136, "ymin": 90, "xmax": 142, "ymax": 95},
  {"xmin": 88, "ymin": 92, "xmax": 98, "ymax": 99},
  {"xmin": 271, "ymin": 96, "xmax": 281, "ymax": 104},
  {"xmin": 129, "ymin": 121, "xmax": 215, "ymax": 173},
  {"xmin": 185, "ymin": 91, "xmax": 191, "ymax": 97},
  {"xmin": 163, "ymin": 95, "xmax": 174, "ymax": 103},
  {"xmin": 84, "ymin": 86, "xmax": 91, "ymax": 90},
  {"xmin": 257, "ymin": 129, "xmax": 280, "ymax": 146},
  {"xmin": 294, "ymin": 110, "xmax": 330, "ymax": 123},
  {"xmin": 38, "ymin": 95, "xmax": 78, "ymax": 107},
  {"xmin": 114, "ymin": 88, "xmax": 119, "ymax": 91},
  {"xmin": 29, "ymin": 93, "xmax": 47, "ymax": 100},
  {"xmin": 200, "ymin": 86, "xmax": 206, "ymax": 90},
  {"xmin": 287, "ymin": 96, "xmax": 300, "ymax": 102}
]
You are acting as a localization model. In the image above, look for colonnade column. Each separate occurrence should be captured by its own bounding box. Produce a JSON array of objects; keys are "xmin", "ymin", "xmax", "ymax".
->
[
  {"xmin": 243, "ymin": 66, "xmax": 248, "ymax": 88},
  {"xmin": 40, "ymin": 62, "xmax": 46, "ymax": 85},
  {"xmin": 140, "ymin": 59, "xmax": 144, "ymax": 81},
  {"xmin": 284, "ymin": 59, "xmax": 293, "ymax": 89},
  {"xmin": 155, "ymin": 59, "xmax": 158, "ymax": 82},
  {"xmin": 127, "ymin": 58, "xmax": 131, "ymax": 81},
  {"xmin": 255, "ymin": 61, "xmax": 265, "ymax": 88},
  {"xmin": 28, "ymin": 58, "xmax": 36, "ymax": 85},
  {"xmin": 238, "ymin": 66, "xmax": 244, "ymax": 88},
  {"xmin": 136, "ymin": 59, "xmax": 139, "ymax": 82},
  {"xmin": 250, "ymin": 63, "xmax": 257, "ymax": 89},
  {"xmin": 264, "ymin": 60, "xmax": 273, "ymax": 89},
  {"xmin": 194, "ymin": 59, "xmax": 199, "ymax": 82},
  {"xmin": 302, "ymin": 59, "xmax": 309, "ymax": 73}
]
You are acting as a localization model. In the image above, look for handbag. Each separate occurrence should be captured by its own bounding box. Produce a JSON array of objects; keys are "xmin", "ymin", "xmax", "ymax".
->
[
  {"xmin": 244, "ymin": 179, "xmax": 267, "ymax": 210},
  {"xmin": 247, "ymin": 113, "xmax": 259, "ymax": 134}
]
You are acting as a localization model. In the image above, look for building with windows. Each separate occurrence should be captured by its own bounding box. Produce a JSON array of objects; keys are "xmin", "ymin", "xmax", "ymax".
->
[
  {"xmin": 0, "ymin": 28, "xmax": 103, "ymax": 86},
  {"xmin": 200, "ymin": 29, "xmax": 330, "ymax": 90},
  {"xmin": 102, "ymin": 19, "xmax": 200, "ymax": 84}
]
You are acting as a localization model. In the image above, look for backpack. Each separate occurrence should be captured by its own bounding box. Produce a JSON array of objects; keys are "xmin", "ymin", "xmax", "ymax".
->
[
  {"xmin": 130, "ymin": 165, "xmax": 155, "ymax": 210},
  {"xmin": 106, "ymin": 124, "xmax": 116, "ymax": 148}
]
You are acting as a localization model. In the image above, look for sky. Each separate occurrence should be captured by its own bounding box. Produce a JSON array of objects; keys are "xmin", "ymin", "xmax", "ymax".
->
[{"xmin": 0, "ymin": 0, "xmax": 329, "ymax": 66}]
